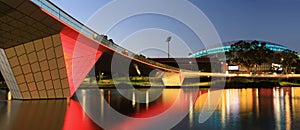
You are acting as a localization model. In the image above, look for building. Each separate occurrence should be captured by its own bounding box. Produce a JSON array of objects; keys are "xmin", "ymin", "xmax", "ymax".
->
[
  {"xmin": 189, "ymin": 40, "xmax": 298, "ymax": 74},
  {"xmin": 189, "ymin": 40, "xmax": 289, "ymax": 58}
]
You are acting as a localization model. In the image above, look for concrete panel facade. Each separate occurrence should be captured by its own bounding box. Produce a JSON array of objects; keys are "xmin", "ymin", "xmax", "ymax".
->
[
  {"xmin": 0, "ymin": 34, "xmax": 70, "ymax": 99},
  {"xmin": 0, "ymin": 26, "xmax": 106, "ymax": 99},
  {"xmin": 162, "ymin": 72, "xmax": 183, "ymax": 86},
  {"xmin": 0, "ymin": 49, "xmax": 23, "ymax": 99}
]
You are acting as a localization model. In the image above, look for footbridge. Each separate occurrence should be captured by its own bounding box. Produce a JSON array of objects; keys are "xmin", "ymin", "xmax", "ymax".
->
[{"xmin": 0, "ymin": 0, "xmax": 182, "ymax": 99}]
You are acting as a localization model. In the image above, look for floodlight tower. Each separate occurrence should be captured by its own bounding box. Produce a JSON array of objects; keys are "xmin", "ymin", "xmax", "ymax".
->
[{"xmin": 166, "ymin": 36, "xmax": 172, "ymax": 58}]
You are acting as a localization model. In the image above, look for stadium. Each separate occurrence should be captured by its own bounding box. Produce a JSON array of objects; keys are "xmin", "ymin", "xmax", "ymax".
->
[
  {"xmin": 188, "ymin": 40, "xmax": 299, "ymax": 74},
  {"xmin": 188, "ymin": 40, "xmax": 289, "ymax": 58}
]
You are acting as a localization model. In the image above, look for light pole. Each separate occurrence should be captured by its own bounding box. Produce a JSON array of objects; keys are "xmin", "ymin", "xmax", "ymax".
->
[{"xmin": 166, "ymin": 36, "xmax": 172, "ymax": 58}]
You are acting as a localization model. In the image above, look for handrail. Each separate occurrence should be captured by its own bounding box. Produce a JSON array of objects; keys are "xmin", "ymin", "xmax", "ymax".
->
[{"xmin": 31, "ymin": 0, "xmax": 179, "ymax": 72}]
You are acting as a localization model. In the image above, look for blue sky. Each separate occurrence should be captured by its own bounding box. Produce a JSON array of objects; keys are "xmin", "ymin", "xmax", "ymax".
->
[{"xmin": 50, "ymin": 0, "xmax": 300, "ymax": 57}]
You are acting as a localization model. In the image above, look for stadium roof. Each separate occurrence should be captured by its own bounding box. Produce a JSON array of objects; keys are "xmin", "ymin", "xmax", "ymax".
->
[{"xmin": 189, "ymin": 40, "xmax": 289, "ymax": 58}]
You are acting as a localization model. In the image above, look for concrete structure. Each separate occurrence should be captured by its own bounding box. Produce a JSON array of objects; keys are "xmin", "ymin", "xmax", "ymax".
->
[
  {"xmin": 0, "ymin": 0, "xmax": 180, "ymax": 99},
  {"xmin": 189, "ymin": 40, "xmax": 298, "ymax": 73},
  {"xmin": 189, "ymin": 40, "xmax": 290, "ymax": 58},
  {"xmin": 150, "ymin": 57, "xmax": 220, "ymax": 72}
]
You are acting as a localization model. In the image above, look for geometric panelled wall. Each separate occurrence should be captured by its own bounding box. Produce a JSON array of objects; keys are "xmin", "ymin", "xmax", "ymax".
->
[
  {"xmin": 0, "ymin": 49, "xmax": 23, "ymax": 99},
  {"xmin": 0, "ymin": 34, "xmax": 70, "ymax": 99},
  {"xmin": 0, "ymin": 27, "xmax": 105, "ymax": 99}
]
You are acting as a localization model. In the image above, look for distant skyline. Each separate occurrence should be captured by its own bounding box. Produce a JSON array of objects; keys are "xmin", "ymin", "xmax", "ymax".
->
[{"xmin": 50, "ymin": 0, "xmax": 300, "ymax": 57}]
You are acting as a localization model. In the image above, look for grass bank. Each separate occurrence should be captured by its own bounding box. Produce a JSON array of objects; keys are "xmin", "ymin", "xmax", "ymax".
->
[{"xmin": 93, "ymin": 77, "xmax": 300, "ymax": 88}]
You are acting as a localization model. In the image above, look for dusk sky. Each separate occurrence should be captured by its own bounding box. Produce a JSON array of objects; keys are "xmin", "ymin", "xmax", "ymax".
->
[{"xmin": 50, "ymin": 0, "xmax": 300, "ymax": 57}]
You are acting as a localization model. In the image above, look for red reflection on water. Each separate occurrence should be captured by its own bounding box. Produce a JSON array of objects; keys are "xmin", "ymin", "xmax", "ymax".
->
[
  {"xmin": 132, "ymin": 97, "xmax": 175, "ymax": 118},
  {"xmin": 63, "ymin": 100, "xmax": 101, "ymax": 130},
  {"xmin": 132, "ymin": 91, "xmax": 179, "ymax": 118},
  {"xmin": 111, "ymin": 89, "xmax": 199, "ymax": 130},
  {"xmin": 133, "ymin": 89, "xmax": 203, "ymax": 118}
]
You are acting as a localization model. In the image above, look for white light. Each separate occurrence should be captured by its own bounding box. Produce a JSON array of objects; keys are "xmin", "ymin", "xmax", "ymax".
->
[{"xmin": 228, "ymin": 66, "xmax": 239, "ymax": 71}]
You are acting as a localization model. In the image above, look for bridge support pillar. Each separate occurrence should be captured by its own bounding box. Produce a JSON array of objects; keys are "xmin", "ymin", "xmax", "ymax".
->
[
  {"xmin": 162, "ymin": 72, "xmax": 184, "ymax": 86},
  {"xmin": 0, "ymin": 27, "xmax": 103, "ymax": 99},
  {"xmin": 0, "ymin": 34, "xmax": 70, "ymax": 99}
]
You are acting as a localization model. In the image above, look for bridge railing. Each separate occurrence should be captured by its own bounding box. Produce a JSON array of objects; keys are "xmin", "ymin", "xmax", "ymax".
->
[{"xmin": 31, "ymin": 0, "xmax": 179, "ymax": 72}]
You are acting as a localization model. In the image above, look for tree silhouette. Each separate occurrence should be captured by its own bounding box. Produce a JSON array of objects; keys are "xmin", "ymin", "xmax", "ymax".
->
[
  {"xmin": 226, "ymin": 40, "xmax": 274, "ymax": 73},
  {"xmin": 275, "ymin": 49, "xmax": 298, "ymax": 74}
]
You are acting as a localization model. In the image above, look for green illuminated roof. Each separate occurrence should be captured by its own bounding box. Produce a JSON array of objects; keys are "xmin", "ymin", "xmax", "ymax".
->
[{"xmin": 189, "ymin": 40, "xmax": 290, "ymax": 58}]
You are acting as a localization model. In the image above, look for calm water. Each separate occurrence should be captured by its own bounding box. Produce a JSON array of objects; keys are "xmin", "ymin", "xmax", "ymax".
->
[{"xmin": 1, "ymin": 87, "xmax": 300, "ymax": 130}]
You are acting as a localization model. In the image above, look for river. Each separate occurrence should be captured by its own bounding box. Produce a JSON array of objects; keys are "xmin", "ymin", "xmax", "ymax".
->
[{"xmin": 1, "ymin": 87, "xmax": 300, "ymax": 130}]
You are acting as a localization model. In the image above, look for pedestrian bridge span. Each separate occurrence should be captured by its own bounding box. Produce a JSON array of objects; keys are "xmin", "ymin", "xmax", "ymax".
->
[{"xmin": 0, "ymin": 0, "xmax": 181, "ymax": 99}]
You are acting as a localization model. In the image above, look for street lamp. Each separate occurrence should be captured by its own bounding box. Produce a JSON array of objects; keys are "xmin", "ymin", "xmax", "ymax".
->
[{"xmin": 166, "ymin": 36, "xmax": 172, "ymax": 58}]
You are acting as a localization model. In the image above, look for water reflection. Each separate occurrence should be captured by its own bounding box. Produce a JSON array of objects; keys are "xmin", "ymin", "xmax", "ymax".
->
[
  {"xmin": 75, "ymin": 88, "xmax": 198, "ymax": 129},
  {"xmin": 0, "ymin": 99, "xmax": 67, "ymax": 130},
  {"xmin": 63, "ymin": 100, "xmax": 100, "ymax": 130},
  {"xmin": 74, "ymin": 87, "xmax": 300, "ymax": 129},
  {"xmin": 1, "ymin": 87, "xmax": 300, "ymax": 130},
  {"xmin": 182, "ymin": 87, "xmax": 300, "ymax": 130},
  {"xmin": 285, "ymin": 91, "xmax": 291, "ymax": 130}
]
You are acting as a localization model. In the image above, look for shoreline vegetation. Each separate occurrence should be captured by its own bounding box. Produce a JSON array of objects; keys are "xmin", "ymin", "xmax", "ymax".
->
[
  {"xmin": 80, "ymin": 76, "xmax": 300, "ymax": 89},
  {"xmin": 1, "ymin": 77, "xmax": 299, "ymax": 90}
]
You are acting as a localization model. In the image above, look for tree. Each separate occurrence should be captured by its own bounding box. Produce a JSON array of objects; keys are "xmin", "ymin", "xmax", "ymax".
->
[
  {"xmin": 226, "ymin": 40, "xmax": 274, "ymax": 73},
  {"xmin": 275, "ymin": 49, "xmax": 298, "ymax": 74},
  {"xmin": 250, "ymin": 41, "xmax": 274, "ymax": 71}
]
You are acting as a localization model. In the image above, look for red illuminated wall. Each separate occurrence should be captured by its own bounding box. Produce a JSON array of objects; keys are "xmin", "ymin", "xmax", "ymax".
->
[{"xmin": 60, "ymin": 27, "xmax": 103, "ymax": 95}]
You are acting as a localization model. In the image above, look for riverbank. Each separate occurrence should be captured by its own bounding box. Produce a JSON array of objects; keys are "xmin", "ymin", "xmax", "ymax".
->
[
  {"xmin": 1, "ymin": 77, "xmax": 299, "ymax": 90},
  {"xmin": 89, "ymin": 79, "xmax": 300, "ymax": 89}
]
